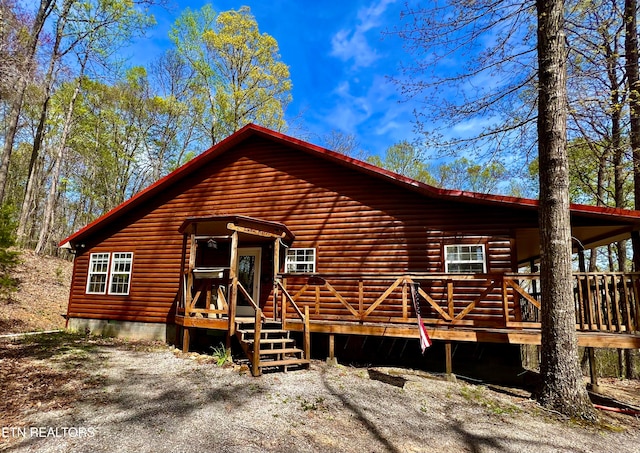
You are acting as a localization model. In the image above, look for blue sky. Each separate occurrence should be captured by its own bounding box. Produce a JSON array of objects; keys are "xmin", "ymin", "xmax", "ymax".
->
[{"xmin": 134, "ymin": 0, "xmax": 416, "ymax": 156}]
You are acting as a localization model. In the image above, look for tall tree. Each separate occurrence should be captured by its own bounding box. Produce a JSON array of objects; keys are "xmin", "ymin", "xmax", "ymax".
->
[
  {"xmin": 0, "ymin": 0, "xmax": 55, "ymax": 203},
  {"xmin": 624, "ymin": 0, "xmax": 640, "ymax": 379},
  {"xmin": 535, "ymin": 0, "xmax": 595, "ymax": 419},
  {"xmin": 367, "ymin": 141, "xmax": 435, "ymax": 184},
  {"xmin": 170, "ymin": 5, "xmax": 292, "ymax": 145}
]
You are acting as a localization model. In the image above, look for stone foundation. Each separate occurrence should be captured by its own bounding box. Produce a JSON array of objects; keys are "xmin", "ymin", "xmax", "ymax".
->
[{"xmin": 67, "ymin": 318, "xmax": 176, "ymax": 343}]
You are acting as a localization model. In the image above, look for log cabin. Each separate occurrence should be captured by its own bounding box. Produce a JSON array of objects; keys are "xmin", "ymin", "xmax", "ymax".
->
[{"xmin": 60, "ymin": 124, "xmax": 640, "ymax": 376}]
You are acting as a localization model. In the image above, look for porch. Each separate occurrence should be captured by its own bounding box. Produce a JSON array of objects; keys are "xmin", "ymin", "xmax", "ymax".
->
[
  {"xmin": 177, "ymin": 271, "xmax": 640, "ymax": 350},
  {"xmin": 173, "ymin": 214, "xmax": 640, "ymax": 377}
]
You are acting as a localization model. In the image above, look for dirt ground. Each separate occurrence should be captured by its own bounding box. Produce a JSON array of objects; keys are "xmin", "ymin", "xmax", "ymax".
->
[
  {"xmin": 1, "ymin": 252, "xmax": 639, "ymax": 452},
  {"xmin": 0, "ymin": 250, "xmax": 72, "ymax": 334},
  {"xmin": 1, "ymin": 333, "xmax": 639, "ymax": 453}
]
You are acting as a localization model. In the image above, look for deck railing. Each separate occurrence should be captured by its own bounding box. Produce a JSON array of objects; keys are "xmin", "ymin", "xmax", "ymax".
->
[
  {"xmin": 177, "ymin": 271, "xmax": 229, "ymax": 319},
  {"xmin": 277, "ymin": 272, "xmax": 640, "ymax": 334}
]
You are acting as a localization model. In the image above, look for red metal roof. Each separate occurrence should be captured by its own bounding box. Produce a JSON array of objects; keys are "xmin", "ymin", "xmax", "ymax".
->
[{"xmin": 59, "ymin": 123, "xmax": 640, "ymax": 247}]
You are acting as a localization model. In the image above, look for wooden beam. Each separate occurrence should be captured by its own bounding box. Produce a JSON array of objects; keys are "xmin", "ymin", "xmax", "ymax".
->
[
  {"xmin": 282, "ymin": 320, "xmax": 640, "ymax": 348},
  {"xmin": 227, "ymin": 223, "xmax": 286, "ymax": 239}
]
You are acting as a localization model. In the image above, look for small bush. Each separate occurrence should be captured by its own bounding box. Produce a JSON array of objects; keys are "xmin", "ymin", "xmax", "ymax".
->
[{"xmin": 210, "ymin": 343, "xmax": 232, "ymax": 366}]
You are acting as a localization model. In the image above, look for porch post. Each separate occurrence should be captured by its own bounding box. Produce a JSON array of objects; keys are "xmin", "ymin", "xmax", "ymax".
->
[
  {"xmin": 228, "ymin": 230, "xmax": 239, "ymax": 341},
  {"xmin": 186, "ymin": 229, "xmax": 197, "ymax": 316},
  {"xmin": 273, "ymin": 238, "xmax": 280, "ymax": 320}
]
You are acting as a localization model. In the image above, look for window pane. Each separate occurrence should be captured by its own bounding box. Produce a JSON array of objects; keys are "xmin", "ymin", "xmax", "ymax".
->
[
  {"xmin": 445, "ymin": 244, "xmax": 485, "ymax": 274},
  {"xmin": 109, "ymin": 253, "xmax": 133, "ymax": 295},
  {"xmin": 286, "ymin": 248, "xmax": 316, "ymax": 273},
  {"xmin": 87, "ymin": 253, "xmax": 109, "ymax": 294}
]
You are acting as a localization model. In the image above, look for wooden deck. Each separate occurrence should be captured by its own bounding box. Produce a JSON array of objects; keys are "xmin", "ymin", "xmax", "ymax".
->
[{"xmin": 175, "ymin": 271, "xmax": 640, "ymax": 349}]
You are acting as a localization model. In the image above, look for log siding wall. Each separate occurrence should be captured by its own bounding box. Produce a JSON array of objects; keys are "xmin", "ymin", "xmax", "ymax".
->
[{"xmin": 67, "ymin": 136, "xmax": 528, "ymax": 324}]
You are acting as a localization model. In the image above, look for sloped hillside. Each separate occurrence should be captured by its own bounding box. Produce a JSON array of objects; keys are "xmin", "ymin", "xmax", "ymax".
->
[{"xmin": 0, "ymin": 250, "xmax": 72, "ymax": 334}]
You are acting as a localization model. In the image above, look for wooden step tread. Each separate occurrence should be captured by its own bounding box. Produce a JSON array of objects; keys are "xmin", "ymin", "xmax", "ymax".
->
[
  {"xmin": 238, "ymin": 329, "xmax": 289, "ymax": 335},
  {"xmin": 243, "ymin": 338, "xmax": 294, "ymax": 345},
  {"xmin": 259, "ymin": 358, "xmax": 310, "ymax": 368},
  {"xmin": 254, "ymin": 347, "xmax": 303, "ymax": 355}
]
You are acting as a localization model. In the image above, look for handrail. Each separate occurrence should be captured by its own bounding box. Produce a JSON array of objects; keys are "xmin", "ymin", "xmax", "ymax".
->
[
  {"xmin": 275, "ymin": 272, "xmax": 639, "ymax": 335},
  {"xmin": 276, "ymin": 279, "xmax": 310, "ymax": 360},
  {"xmin": 277, "ymin": 280, "xmax": 305, "ymax": 319},
  {"xmin": 236, "ymin": 280, "xmax": 266, "ymax": 320}
]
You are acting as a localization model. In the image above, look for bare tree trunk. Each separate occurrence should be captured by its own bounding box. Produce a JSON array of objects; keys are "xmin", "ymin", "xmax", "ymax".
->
[
  {"xmin": 535, "ymin": 0, "xmax": 596, "ymax": 420},
  {"xmin": 0, "ymin": 0, "xmax": 55, "ymax": 203},
  {"xmin": 35, "ymin": 67, "xmax": 84, "ymax": 254},
  {"xmin": 624, "ymin": 0, "xmax": 640, "ymax": 380},
  {"xmin": 16, "ymin": 0, "xmax": 72, "ymax": 245}
]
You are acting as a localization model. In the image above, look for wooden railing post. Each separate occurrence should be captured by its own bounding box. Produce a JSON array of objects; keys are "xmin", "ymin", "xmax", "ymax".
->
[
  {"xmin": 252, "ymin": 307, "xmax": 262, "ymax": 377},
  {"xmin": 447, "ymin": 280, "xmax": 454, "ymax": 319},
  {"xmin": 501, "ymin": 276, "xmax": 510, "ymax": 327},
  {"xmin": 282, "ymin": 279, "xmax": 288, "ymax": 329},
  {"xmin": 303, "ymin": 305, "xmax": 310, "ymax": 361},
  {"xmin": 402, "ymin": 278, "xmax": 408, "ymax": 320}
]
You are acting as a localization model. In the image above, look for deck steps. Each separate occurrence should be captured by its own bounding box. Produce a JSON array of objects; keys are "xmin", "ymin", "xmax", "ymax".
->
[{"xmin": 235, "ymin": 318, "xmax": 309, "ymax": 375}]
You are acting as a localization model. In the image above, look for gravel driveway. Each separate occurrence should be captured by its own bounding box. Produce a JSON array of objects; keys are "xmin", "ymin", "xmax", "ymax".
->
[{"xmin": 2, "ymin": 339, "xmax": 639, "ymax": 453}]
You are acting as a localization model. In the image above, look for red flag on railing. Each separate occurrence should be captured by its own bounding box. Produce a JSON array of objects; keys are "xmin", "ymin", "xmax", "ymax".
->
[{"xmin": 410, "ymin": 283, "xmax": 432, "ymax": 352}]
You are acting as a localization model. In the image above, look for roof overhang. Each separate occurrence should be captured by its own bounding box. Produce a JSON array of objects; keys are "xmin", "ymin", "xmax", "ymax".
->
[
  {"xmin": 178, "ymin": 215, "xmax": 295, "ymax": 244},
  {"xmin": 516, "ymin": 224, "xmax": 637, "ymax": 264}
]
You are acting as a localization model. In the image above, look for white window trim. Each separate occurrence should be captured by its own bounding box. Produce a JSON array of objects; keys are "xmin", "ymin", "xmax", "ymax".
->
[
  {"xmin": 444, "ymin": 244, "xmax": 486, "ymax": 274},
  {"xmin": 86, "ymin": 252, "xmax": 110, "ymax": 294},
  {"xmin": 285, "ymin": 248, "xmax": 316, "ymax": 273},
  {"xmin": 108, "ymin": 252, "xmax": 134, "ymax": 295}
]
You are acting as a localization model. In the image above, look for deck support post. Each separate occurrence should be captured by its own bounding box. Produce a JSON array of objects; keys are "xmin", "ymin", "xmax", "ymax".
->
[
  {"xmin": 445, "ymin": 341, "xmax": 456, "ymax": 382},
  {"xmin": 303, "ymin": 305, "xmax": 311, "ymax": 362},
  {"xmin": 587, "ymin": 347, "xmax": 601, "ymax": 392},
  {"xmin": 327, "ymin": 333, "xmax": 338, "ymax": 366},
  {"xmin": 182, "ymin": 327, "xmax": 190, "ymax": 353}
]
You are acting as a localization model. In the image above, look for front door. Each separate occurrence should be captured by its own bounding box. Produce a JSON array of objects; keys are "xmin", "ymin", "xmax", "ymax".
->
[{"xmin": 236, "ymin": 247, "xmax": 261, "ymax": 317}]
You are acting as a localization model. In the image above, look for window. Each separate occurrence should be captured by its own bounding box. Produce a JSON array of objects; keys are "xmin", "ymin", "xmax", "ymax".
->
[
  {"xmin": 285, "ymin": 248, "xmax": 316, "ymax": 273},
  {"xmin": 445, "ymin": 244, "xmax": 486, "ymax": 273},
  {"xmin": 108, "ymin": 252, "xmax": 133, "ymax": 295},
  {"xmin": 86, "ymin": 253, "xmax": 110, "ymax": 294},
  {"xmin": 86, "ymin": 252, "xmax": 134, "ymax": 295}
]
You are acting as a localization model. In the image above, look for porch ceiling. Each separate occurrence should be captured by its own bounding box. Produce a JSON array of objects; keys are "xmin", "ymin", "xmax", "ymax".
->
[
  {"xmin": 515, "ymin": 225, "xmax": 636, "ymax": 264},
  {"xmin": 178, "ymin": 215, "xmax": 295, "ymax": 243}
]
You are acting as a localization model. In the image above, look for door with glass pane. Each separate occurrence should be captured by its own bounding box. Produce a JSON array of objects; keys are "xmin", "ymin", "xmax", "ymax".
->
[{"xmin": 236, "ymin": 247, "xmax": 261, "ymax": 316}]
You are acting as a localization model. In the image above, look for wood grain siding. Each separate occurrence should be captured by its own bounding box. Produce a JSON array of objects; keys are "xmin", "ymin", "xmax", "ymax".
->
[{"xmin": 68, "ymin": 136, "xmax": 522, "ymax": 325}]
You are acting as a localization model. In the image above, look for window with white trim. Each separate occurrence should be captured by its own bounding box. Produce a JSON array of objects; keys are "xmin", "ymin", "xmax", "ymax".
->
[
  {"xmin": 444, "ymin": 244, "xmax": 486, "ymax": 273},
  {"xmin": 108, "ymin": 252, "xmax": 133, "ymax": 295},
  {"xmin": 86, "ymin": 253, "xmax": 110, "ymax": 294},
  {"xmin": 285, "ymin": 248, "xmax": 316, "ymax": 273}
]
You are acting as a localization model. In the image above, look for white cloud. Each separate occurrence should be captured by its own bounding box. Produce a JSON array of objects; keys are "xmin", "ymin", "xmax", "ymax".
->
[
  {"xmin": 320, "ymin": 75, "xmax": 415, "ymax": 151},
  {"xmin": 330, "ymin": 0, "xmax": 397, "ymax": 69}
]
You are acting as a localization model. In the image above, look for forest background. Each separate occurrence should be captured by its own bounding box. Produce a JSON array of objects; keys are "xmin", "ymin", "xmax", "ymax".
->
[{"xmin": 0, "ymin": 0, "xmax": 634, "ymax": 262}]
